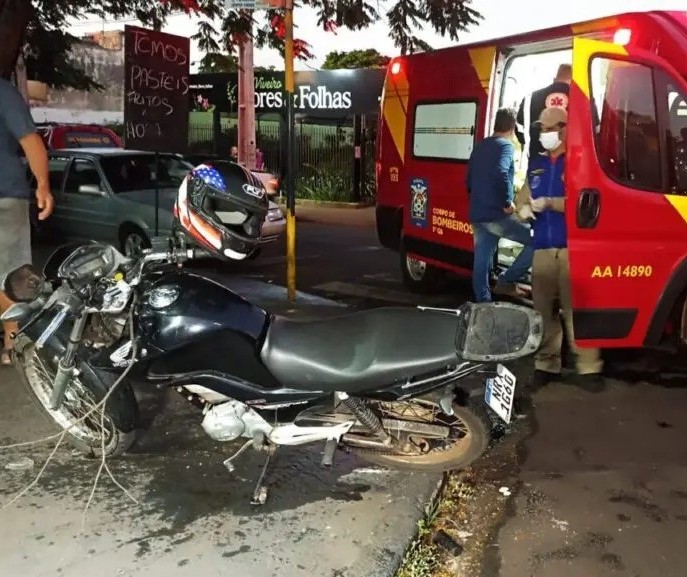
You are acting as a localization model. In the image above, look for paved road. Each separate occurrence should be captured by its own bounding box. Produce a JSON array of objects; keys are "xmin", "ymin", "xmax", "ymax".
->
[
  {"xmin": 5, "ymin": 223, "xmax": 687, "ymax": 577},
  {"xmin": 0, "ymin": 374, "xmax": 441, "ymax": 577},
  {"xmin": 3, "ymin": 227, "xmax": 452, "ymax": 577},
  {"xmin": 495, "ymin": 380, "xmax": 687, "ymax": 577}
]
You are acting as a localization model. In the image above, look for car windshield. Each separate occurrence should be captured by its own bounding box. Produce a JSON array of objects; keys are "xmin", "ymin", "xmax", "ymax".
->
[{"xmin": 99, "ymin": 154, "xmax": 194, "ymax": 193}]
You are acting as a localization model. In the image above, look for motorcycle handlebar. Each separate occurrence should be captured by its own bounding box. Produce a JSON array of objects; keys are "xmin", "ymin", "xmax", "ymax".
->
[{"xmin": 175, "ymin": 247, "xmax": 215, "ymax": 260}]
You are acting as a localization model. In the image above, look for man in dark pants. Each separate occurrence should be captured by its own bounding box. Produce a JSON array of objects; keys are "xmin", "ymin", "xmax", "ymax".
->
[
  {"xmin": 467, "ymin": 107, "xmax": 533, "ymax": 302},
  {"xmin": 516, "ymin": 63, "xmax": 571, "ymax": 160}
]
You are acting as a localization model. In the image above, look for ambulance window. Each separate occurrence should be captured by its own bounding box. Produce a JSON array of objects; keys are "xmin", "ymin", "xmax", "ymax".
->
[
  {"xmin": 412, "ymin": 101, "xmax": 477, "ymax": 161},
  {"xmin": 590, "ymin": 57, "xmax": 662, "ymax": 192},
  {"xmin": 665, "ymin": 82, "xmax": 687, "ymax": 195}
]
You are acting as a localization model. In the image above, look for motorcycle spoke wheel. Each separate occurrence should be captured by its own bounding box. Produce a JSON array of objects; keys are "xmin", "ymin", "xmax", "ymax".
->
[
  {"xmin": 23, "ymin": 346, "xmax": 116, "ymax": 449},
  {"xmin": 349, "ymin": 399, "xmax": 490, "ymax": 472}
]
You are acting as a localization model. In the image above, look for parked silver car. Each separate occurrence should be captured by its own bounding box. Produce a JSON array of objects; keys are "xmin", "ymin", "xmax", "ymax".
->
[{"xmin": 33, "ymin": 149, "xmax": 285, "ymax": 257}]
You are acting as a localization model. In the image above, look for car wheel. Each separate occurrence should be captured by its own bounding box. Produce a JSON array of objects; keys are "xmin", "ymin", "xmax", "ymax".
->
[
  {"xmin": 120, "ymin": 226, "xmax": 151, "ymax": 258},
  {"xmin": 400, "ymin": 242, "xmax": 447, "ymax": 294}
]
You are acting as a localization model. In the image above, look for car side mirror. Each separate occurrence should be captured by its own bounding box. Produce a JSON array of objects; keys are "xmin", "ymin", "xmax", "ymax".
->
[
  {"xmin": 78, "ymin": 184, "xmax": 106, "ymax": 196},
  {"xmin": 456, "ymin": 301, "xmax": 543, "ymax": 362}
]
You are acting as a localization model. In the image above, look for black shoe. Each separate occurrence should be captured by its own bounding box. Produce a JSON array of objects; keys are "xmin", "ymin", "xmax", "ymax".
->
[
  {"xmin": 573, "ymin": 373, "xmax": 606, "ymax": 393},
  {"xmin": 529, "ymin": 369, "xmax": 561, "ymax": 391}
]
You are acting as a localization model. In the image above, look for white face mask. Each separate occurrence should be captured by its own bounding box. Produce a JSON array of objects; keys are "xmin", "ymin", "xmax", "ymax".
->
[{"xmin": 540, "ymin": 131, "xmax": 562, "ymax": 151}]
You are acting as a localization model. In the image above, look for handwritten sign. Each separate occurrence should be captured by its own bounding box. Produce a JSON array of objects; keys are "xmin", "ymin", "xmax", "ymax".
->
[{"xmin": 124, "ymin": 25, "xmax": 190, "ymax": 153}]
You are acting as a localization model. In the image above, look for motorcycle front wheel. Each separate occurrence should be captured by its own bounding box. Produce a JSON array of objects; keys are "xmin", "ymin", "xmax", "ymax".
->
[
  {"xmin": 349, "ymin": 400, "xmax": 490, "ymax": 473},
  {"xmin": 13, "ymin": 336, "xmax": 138, "ymax": 457}
]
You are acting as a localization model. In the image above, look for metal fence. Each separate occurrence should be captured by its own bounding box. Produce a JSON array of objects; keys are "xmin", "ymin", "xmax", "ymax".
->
[{"xmin": 188, "ymin": 118, "xmax": 376, "ymax": 203}]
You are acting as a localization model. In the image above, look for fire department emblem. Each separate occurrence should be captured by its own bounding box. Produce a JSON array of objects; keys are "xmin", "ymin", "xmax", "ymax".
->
[
  {"xmin": 410, "ymin": 177, "xmax": 429, "ymax": 227},
  {"xmin": 545, "ymin": 92, "xmax": 569, "ymax": 110}
]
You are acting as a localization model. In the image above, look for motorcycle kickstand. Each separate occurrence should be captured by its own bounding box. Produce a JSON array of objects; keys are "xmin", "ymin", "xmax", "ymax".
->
[
  {"xmin": 251, "ymin": 450, "xmax": 272, "ymax": 506},
  {"xmin": 221, "ymin": 433, "xmax": 276, "ymax": 506},
  {"xmin": 250, "ymin": 432, "xmax": 277, "ymax": 506}
]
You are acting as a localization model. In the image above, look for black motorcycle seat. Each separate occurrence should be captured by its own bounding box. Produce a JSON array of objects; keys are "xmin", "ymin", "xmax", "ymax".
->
[{"xmin": 260, "ymin": 307, "xmax": 460, "ymax": 392}]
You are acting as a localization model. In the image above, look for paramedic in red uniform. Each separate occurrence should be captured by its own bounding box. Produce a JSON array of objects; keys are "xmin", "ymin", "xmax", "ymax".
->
[
  {"xmin": 467, "ymin": 107, "xmax": 533, "ymax": 302},
  {"xmin": 516, "ymin": 106, "xmax": 605, "ymax": 392},
  {"xmin": 516, "ymin": 64, "xmax": 571, "ymax": 159}
]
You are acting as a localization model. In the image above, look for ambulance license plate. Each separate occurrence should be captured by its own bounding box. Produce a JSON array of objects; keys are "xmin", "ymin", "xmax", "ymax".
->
[{"xmin": 484, "ymin": 364, "xmax": 517, "ymax": 424}]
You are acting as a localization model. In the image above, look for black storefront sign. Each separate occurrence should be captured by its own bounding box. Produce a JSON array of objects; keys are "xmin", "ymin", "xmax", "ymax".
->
[
  {"xmin": 124, "ymin": 25, "xmax": 190, "ymax": 153},
  {"xmin": 190, "ymin": 68, "xmax": 385, "ymax": 118}
]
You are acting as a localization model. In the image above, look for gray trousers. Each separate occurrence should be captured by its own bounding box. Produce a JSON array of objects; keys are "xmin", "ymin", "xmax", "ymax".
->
[
  {"xmin": 532, "ymin": 248, "xmax": 603, "ymax": 375},
  {"xmin": 0, "ymin": 197, "xmax": 31, "ymax": 289}
]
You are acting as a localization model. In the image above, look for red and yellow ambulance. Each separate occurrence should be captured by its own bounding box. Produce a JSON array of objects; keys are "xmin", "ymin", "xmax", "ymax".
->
[{"xmin": 375, "ymin": 10, "xmax": 687, "ymax": 350}]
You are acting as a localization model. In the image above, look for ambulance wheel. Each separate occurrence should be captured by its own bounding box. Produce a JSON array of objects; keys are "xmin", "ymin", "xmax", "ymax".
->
[{"xmin": 400, "ymin": 247, "xmax": 447, "ymax": 294}]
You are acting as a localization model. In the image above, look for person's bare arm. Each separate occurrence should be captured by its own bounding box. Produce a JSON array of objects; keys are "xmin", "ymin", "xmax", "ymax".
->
[
  {"xmin": 20, "ymin": 133, "xmax": 48, "ymax": 187},
  {"xmin": 546, "ymin": 196, "xmax": 565, "ymax": 212},
  {"xmin": 19, "ymin": 133, "xmax": 53, "ymax": 220},
  {"xmin": 515, "ymin": 181, "xmax": 531, "ymax": 212},
  {"xmin": 0, "ymin": 80, "xmax": 54, "ymax": 220}
]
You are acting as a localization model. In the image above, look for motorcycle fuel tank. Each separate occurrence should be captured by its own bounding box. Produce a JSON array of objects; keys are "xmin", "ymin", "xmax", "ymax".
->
[
  {"xmin": 134, "ymin": 270, "xmax": 291, "ymax": 392},
  {"xmin": 138, "ymin": 270, "xmax": 269, "ymax": 352}
]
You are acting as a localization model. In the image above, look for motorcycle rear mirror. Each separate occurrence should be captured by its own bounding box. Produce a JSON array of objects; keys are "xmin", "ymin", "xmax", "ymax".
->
[
  {"xmin": 456, "ymin": 301, "xmax": 543, "ymax": 363},
  {"xmin": 3, "ymin": 264, "xmax": 45, "ymax": 303},
  {"xmin": 0, "ymin": 302, "xmax": 34, "ymax": 322}
]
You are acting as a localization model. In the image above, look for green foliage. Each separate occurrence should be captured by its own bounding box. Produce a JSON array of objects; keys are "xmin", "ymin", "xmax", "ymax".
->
[
  {"xmin": 2, "ymin": 0, "xmax": 482, "ymax": 87},
  {"xmin": 24, "ymin": 27, "xmax": 103, "ymax": 91},
  {"xmin": 2, "ymin": 0, "xmax": 186, "ymax": 83},
  {"xmin": 322, "ymin": 48, "xmax": 390, "ymax": 70},
  {"xmin": 396, "ymin": 499, "xmax": 442, "ymax": 577},
  {"xmin": 197, "ymin": 51, "xmax": 239, "ymax": 73},
  {"xmin": 296, "ymin": 163, "xmax": 352, "ymax": 203},
  {"xmin": 195, "ymin": 51, "xmax": 276, "ymax": 74}
]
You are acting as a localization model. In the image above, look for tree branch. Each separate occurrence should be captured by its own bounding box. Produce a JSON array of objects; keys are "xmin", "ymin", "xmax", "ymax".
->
[{"xmin": 0, "ymin": 0, "xmax": 33, "ymax": 80}]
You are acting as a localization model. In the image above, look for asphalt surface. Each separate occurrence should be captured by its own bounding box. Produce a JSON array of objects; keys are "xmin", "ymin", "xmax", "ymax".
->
[
  {"xmin": 2, "ymin": 223, "xmax": 687, "ymax": 577},
  {"xmin": 495, "ymin": 380, "xmax": 687, "ymax": 577},
  {"xmin": 1, "ymin": 227, "xmax": 448, "ymax": 577}
]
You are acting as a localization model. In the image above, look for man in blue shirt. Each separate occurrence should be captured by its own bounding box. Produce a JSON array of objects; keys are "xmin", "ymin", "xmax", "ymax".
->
[
  {"xmin": 0, "ymin": 77, "xmax": 53, "ymax": 366},
  {"xmin": 516, "ymin": 106, "xmax": 604, "ymax": 392},
  {"xmin": 467, "ymin": 107, "xmax": 533, "ymax": 302}
]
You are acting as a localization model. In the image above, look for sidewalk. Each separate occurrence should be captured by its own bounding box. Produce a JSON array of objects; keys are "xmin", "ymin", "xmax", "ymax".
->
[{"xmin": 287, "ymin": 203, "xmax": 377, "ymax": 228}]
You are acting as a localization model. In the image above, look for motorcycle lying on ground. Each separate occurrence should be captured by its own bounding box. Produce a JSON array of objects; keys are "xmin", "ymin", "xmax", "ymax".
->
[{"xmin": 2, "ymin": 234, "xmax": 542, "ymax": 502}]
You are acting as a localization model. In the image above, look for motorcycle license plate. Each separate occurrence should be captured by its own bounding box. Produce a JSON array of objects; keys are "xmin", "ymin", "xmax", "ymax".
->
[{"xmin": 484, "ymin": 364, "xmax": 516, "ymax": 424}]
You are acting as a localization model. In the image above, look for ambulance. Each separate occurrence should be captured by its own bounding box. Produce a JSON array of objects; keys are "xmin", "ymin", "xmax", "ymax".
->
[{"xmin": 375, "ymin": 10, "xmax": 687, "ymax": 350}]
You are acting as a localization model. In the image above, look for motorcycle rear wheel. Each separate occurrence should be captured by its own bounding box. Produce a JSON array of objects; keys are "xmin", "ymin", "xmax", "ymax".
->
[
  {"xmin": 350, "ymin": 402, "xmax": 490, "ymax": 473},
  {"xmin": 13, "ymin": 336, "xmax": 138, "ymax": 457}
]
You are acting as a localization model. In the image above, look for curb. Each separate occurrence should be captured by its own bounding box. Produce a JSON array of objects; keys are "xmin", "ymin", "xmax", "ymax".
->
[
  {"xmin": 294, "ymin": 214, "xmax": 376, "ymax": 227},
  {"xmin": 276, "ymin": 198, "xmax": 375, "ymax": 209}
]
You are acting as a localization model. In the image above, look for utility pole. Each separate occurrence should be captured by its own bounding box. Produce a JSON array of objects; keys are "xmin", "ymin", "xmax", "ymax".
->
[
  {"xmin": 284, "ymin": 0, "xmax": 296, "ymax": 302},
  {"xmin": 226, "ymin": 0, "xmax": 296, "ymax": 301},
  {"xmin": 237, "ymin": 14, "xmax": 257, "ymax": 170}
]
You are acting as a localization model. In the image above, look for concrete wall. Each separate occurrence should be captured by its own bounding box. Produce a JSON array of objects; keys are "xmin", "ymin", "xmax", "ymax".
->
[{"xmin": 33, "ymin": 31, "xmax": 124, "ymax": 122}]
